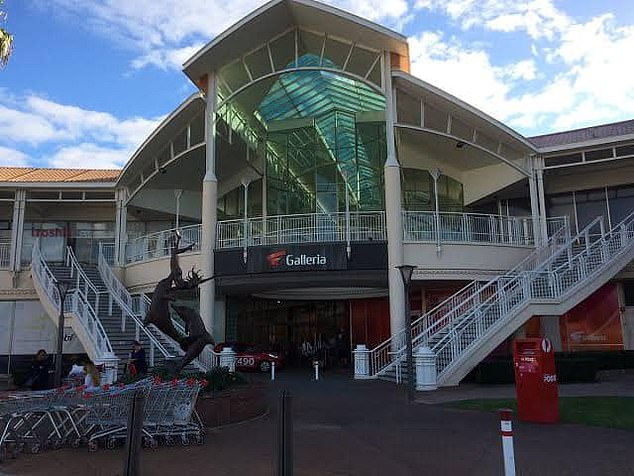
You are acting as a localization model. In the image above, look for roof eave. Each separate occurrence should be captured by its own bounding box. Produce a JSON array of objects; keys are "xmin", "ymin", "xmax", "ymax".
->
[
  {"xmin": 392, "ymin": 70, "xmax": 538, "ymax": 154},
  {"xmin": 535, "ymin": 132, "xmax": 634, "ymax": 154}
]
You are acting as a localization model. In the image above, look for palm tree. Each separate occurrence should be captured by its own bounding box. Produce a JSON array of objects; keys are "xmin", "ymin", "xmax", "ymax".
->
[{"xmin": 0, "ymin": 1, "xmax": 13, "ymax": 68}]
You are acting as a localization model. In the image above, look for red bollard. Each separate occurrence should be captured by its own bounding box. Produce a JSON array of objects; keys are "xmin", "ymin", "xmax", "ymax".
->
[{"xmin": 499, "ymin": 409, "xmax": 516, "ymax": 476}]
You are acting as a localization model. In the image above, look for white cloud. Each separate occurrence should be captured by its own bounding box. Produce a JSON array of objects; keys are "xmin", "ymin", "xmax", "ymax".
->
[
  {"xmin": 0, "ymin": 146, "xmax": 31, "ymax": 167},
  {"xmin": 46, "ymin": 143, "xmax": 128, "ymax": 169},
  {"xmin": 0, "ymin": 94, "xmax": 162, "ymax": 169},
  {"xmin": 46, "ymin": 0, "xmax": 413, "ymax": 71},
  {"xmin": 415, "ymin": 0, "xmax": 570, "ymax": 40}
]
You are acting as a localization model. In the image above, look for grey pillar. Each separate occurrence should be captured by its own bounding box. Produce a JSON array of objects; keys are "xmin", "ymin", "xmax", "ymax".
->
[
  {"xmin": 200, "ymin": 73, "xmax": 218, "ymax": 334},
  {"xmin": 114, "ymin": 188, "xmax": 128, "ymax": 266},
  {"xmin": 9, "ymin": 189, "xmax": 26, "ymax": 273},
  {"xmin": 382, "ymin": 51, "xmax": 406, "ymax": 344}
]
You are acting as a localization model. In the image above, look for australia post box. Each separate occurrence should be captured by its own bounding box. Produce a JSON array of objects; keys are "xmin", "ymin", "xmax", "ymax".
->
[{"xmin": 513, "ymin": 338, "xmax": 559, "ymax": 423}]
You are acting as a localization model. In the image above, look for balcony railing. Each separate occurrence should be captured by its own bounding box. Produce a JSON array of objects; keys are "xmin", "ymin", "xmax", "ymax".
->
[
  {"xmin": 0, "ymin": 242, "xmax": 10, "ymax": 269},
  {"xmin": 403, "ymin": 211, "xmax": 535, "ymax": 246},
  {"xmin": 121, "ymin": 212, "xmax": 569, "ymax": 265},
  {"xmin": 125, "ymin": 224, "xmax": 201, "ymax": 263},
  {"xmin": 216, "ymin": 211, "xmax": 386, "ymax": 249}
]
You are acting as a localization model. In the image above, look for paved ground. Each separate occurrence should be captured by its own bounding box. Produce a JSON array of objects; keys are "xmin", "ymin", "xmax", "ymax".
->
[
  {"xmin": 1, "ymin": 371, "xmax": 633, "ymax": 476},
  {"xmin": 416, "ymin": 369, "xmax": 634, "ymax": 404}
]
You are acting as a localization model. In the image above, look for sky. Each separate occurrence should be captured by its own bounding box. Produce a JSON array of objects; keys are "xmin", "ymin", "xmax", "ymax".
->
[{"xmin": 1, "ymin": 0, "xmax": 633, "ymax": 170}]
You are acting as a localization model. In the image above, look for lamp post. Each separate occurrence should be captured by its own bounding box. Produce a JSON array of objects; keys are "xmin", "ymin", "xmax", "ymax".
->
[
  {"xmin": 54, "ymin": 279, "xmax": 72, "ymax": 388},
  {"xmin": 397, "ymin": 264, "xmax": 416, "ymax": 402}
]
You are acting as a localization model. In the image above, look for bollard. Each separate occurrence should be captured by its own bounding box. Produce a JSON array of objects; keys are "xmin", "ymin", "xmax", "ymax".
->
[
  {"xmin": 313, "ymin": 360, "xmax": 319, "ymax": 381},
  {"xmin": 124, "ymin": 390, "xmax": 146, "ymax": 476},
  {"xmin": 277, "ymin": 390, "xmax": 293, "ymax": 476},
  {"xmin": 271, "ymin": 361, "xmax": 276, "ymax": 381},
  {"xmin": 499, "ymin": 409, "xmax": 516, "ymax": 476}
]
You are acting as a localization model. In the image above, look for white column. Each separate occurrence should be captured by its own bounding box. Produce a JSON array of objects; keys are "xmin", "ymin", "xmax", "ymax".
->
[
  {"xmin": 200, "ymin": 72, "xmax": 218, "ymax": 334},
  {"xmin": 114, "ymin": 188, "xmax": 128, "ymax": 266},
  {"xmin": 527, "ymin": 156, "xmax": 541, "ymax": 246},
  {"xmin": 535, "ymin": 156, "xmax": 548, "ymax": 243},
  {"xmin": 382, "ymin": 51, "xmax": 405, "ymax": 345},
  {"xmin": 9, "ymin": 189, "xmax": 26, "ymax": 273}
]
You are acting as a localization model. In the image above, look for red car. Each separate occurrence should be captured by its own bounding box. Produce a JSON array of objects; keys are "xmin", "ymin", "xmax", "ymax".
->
[{"xmin": 215, "ymin": 342, "xmax": 283, "ymax": 373}]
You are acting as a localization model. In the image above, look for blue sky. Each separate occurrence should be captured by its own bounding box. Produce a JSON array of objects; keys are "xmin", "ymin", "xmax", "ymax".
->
[{"xmin": 1, "ymin": 0, "xmax": 633, "ymax": 169}]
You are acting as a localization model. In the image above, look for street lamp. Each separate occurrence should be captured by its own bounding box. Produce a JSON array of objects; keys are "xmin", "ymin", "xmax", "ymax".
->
[
  {"xmin": 397, "ymin": 264, "xmax": 416, "ymax": 402},
  {"xmin": 54, "ymin": 279, "xmax": 73, "ymax": 388}
]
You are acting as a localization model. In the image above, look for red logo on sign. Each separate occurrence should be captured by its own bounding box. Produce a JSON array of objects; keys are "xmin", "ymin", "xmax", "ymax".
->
[{"xmin": 266, "ymin": 250, "xmax": 287, "ymax": 268}]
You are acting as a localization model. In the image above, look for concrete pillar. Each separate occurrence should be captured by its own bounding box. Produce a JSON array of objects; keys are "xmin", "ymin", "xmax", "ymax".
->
[
  {"xmin": 353, "ymin": 344, "xmax": 370, "ymax": 379},
  {"xmin": 535, "ymin": 156, "xmax": 548, "ymax": 243},
  {"xmin": 114, "ymin": 188, "xmax": 128, "ymax": 266},
  {"xmin": 219, "ymin": 347, "xmax": 236, "ymax": 372},
  {"xmin": 527, "ymin": 157, "xmax": 541, "ymax": 246},
  {"xmin": 414, "ymin": 346, "xmax": 437, "ymax": 391},
  {"xmin": 382, "ymin": 52, "xmax": 406, "ymax": 346},
  {"xmin": 9, "ymin": 189, "xmax": 26, "ymax": 273},
  {"xmin": 540, "ymin": 316, "xmax": 563, "ymax": 352},
  {"xmin": 200, "ymin": 72, "xmax": 218, "ymax": 334}
]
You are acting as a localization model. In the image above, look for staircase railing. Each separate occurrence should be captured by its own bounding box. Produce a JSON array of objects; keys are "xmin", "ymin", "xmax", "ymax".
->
[
  {"xmin": 98, "ymin": 244, "xmax": 220, "ymax": 371},
  {"xmin": 32, "ymin": 240, "xmax": 114, "ymax": 364},
  {"xmin": 95, "ymin": 245, "xmax": 175, "ymax": 367},
  {"xmin": 432, "ymin": 210, "xmax": 634, "ymax": 381},
  {"xmin": 368, "ymin": 215, "xmax": 573, "ymax": 376}
]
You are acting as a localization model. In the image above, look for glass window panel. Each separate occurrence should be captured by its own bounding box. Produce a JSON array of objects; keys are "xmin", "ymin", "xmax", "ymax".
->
[
  {"xmin": 244, "ymin": 45, "xmax": 273, "ymax": 80},
  {"xmin": 173, "ymin": 128, "xmax": 188, "ymax": 156},
  {"xmin": 575, "ymin": 189, "xmax": 608, "ymax": 230},
  {"xmin": 545, "ymin": 153, "xmax": 581, "ymax": 166},
  {"xmin": 423, "ymin": 102, "xmax": 448, "ymax": 133},
  {"xmin": 323, "ymin": 37, "xmax": 350, "ymax": 69},
  {"xmin": 396, "ymin": 89, "xmax": 420, "ymax": 126},
  {"xmin": 609, "ymin": 185, "xmax": 634, "ymax": 224},
  {"xmin": 616, "ymin": 144, "xmax": 634, "ymax": 157},
  {"xmin": 547, "ymin": 193, "xmax": 577, "ymax": 232},
  {"xmin": 190, "ymin": 113, "xmax": 205, "ymax": 146},
  {"xmin": 219, "ymin": 60, "xmax": 251, "ymax": 92},
  {"xmin": 585, "ymin": 148, "xmax": 613, "ymax": 161},
  {"xmin": 270, "ymin": 30, "xmax": 296, "ymax": 70},
  {"xmin": 298, "ymin": 30, "xmax": 324, "ymax": 59},
  {"xmin": 346, "ymin": 46, "xmax": 378, "ymax": 77}
]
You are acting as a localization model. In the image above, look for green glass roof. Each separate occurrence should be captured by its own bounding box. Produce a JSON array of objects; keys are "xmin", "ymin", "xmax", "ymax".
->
[{"xmin": 257, "ymin": 54, "xmax": 385, "ymax": 123}]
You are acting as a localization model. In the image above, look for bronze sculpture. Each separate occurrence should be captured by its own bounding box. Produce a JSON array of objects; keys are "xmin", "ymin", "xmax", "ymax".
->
[{"xmin": 143, "ymin": 231, "xmax": 214, "ymax": 373}]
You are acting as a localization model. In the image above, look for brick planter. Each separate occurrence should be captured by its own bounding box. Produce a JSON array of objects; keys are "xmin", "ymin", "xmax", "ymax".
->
[{"xmin": 195, "ymin": 385, "xmax": 269, "ymax": 428}]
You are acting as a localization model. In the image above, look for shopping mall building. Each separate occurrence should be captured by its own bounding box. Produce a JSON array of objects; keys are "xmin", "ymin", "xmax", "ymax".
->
[{"xmin": 1, "ymin": 0, "xmax": 633, "ymax": 386}]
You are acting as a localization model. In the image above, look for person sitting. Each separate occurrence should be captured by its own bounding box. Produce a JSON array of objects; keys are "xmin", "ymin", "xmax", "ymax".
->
[
  {"xmin": 27, "ymin": 349, "xmax": 52, "ymax": 390},
  {"xmin": 128, "ymin": 340, "xmax": 147, "ymax": 377},
  {"xmin": 83, "ymin": 361, "xmax": 101, "ymax": 391}
]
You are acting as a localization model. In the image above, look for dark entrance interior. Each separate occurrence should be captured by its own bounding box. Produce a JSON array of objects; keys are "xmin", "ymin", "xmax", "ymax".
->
[{"xmin": 229, "ymin": 298, "xmax": 350, "ymax": 368}]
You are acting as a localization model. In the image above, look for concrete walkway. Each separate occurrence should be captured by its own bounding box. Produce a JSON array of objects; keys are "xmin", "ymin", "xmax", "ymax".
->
[
  {"xmin": 416, "ymin": 369, "xmax": 634, "ymax": 404},
  {"xmin": 1, "ymin": 371, "xmax": 633, "ymax": 475}
]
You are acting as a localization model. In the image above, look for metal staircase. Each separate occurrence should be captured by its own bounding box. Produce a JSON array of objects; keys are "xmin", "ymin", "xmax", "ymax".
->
[
  {"xmin": 31, "ymin": 240, "xmax": 117, "ymax": 381},
  {"xmin": 370, "ymin": 211, "xmax": 634, "ymax": 387}
]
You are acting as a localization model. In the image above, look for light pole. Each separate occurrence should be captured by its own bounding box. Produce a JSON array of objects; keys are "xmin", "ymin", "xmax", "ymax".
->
[
  {"xmin": 397, "ymin": 264, "xmax": 416, "ymax": 402},
  {"xmin": 54, "ymin": 279, "xmax": 72, "ymax": 388}
]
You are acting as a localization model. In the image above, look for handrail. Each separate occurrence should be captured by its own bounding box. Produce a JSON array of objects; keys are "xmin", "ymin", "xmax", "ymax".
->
[
  {"xmin": 32, "ymin": 240, "xmax": 114, "ymax": 359},
  {"xmin": 0, "ymin": 242, "xmax": 11, "ymax": 269},
  {"xmin": 366, "ymin": 217, "xmax": 571, "ymax": 375},
  {"xmin": 126, "ymin": 224, "xmax": 200, "ymax": 263},
  {"xmin": 431, "ymin": 209, "xmax": 634, "ymax": 380},
  {"xmin": 96, "ymin": 244, "xmax": 174, "ymax": 363},
  {"xmin": 66, "ymin": 246, "xmax": 102, "ymax": 312}
]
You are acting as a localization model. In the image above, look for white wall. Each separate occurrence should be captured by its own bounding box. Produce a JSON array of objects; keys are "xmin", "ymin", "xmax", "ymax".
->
[
  {"xmin": 0, "ymin": 300, "xmax": 85, "ymax": 360},
  {"xmin": 404, "ymin": 242, "xmax": 532, "ymax": 280}
]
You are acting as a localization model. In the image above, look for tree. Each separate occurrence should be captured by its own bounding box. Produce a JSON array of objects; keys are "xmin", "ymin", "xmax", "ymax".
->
[{"xmin": 0, "ymin": 0, "xmax": 13, "ymax": 68}]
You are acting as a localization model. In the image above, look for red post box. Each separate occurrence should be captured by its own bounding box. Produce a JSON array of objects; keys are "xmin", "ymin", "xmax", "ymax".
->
[{"xmin": 512, "ymin": 338, "xmax": 559, "ymax": 423}]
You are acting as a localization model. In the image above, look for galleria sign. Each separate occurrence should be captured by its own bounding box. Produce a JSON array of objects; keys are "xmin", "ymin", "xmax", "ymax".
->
[{"xmin": 266, "ymin": 249, "xmax": 327, "ymax": 268}]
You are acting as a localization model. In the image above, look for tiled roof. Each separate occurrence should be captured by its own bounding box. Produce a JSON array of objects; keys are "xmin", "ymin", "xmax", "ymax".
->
[
  {"xmin": 529, "ymin": 119, "xmax": 634, "ymax": 149},
  {"xmin": 0, "ymin": 167, "xmax": 120, "ymax": 183}
]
